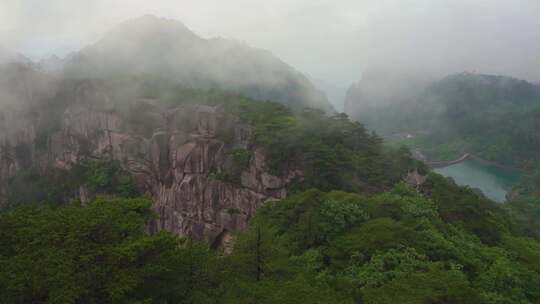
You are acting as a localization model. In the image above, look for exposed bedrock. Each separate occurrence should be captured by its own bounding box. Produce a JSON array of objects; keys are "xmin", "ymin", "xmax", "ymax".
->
[{"xmin": 0, "ymin": 82, "xmax": 300, "ymax": 244}]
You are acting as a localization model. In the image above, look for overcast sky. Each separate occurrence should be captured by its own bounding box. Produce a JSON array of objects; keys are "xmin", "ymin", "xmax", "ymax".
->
[{"xmin": 2, "ymin": 0, "xmax": 540, "ymax": 85}]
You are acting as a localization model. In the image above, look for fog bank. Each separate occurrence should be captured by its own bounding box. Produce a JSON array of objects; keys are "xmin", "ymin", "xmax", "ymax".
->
[{"xmin": 2, "ymin": 0, "xmax": 540, "ymax": 85}]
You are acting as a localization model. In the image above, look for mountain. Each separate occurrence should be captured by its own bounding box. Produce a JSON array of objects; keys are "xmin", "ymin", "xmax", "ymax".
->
[
  {"xmin": 311, "ymin": 77, "xmax": 347, "ymax": 112},
  {"xmin": 344, "ymin": 67, "xmax": 433, "ymax": 131},
  {"xmin": 346, "ymin": 71, "xmax": 540, "ymax": 166},
  {"xmin": 1, "ymin": 16, "xmax": 540, "ymax": 304},
  {"xmin": 4, "ymin": 75, "xmax": 540, "ymax": 304},
  {"xmin": 0, "ymin": 77, "xmax": 414, "ymax": 242},
  {"xmin": 63, "ymin": 15, "xmax": 333, "ymax": 112},
  {"xmin": 0, "ymin": 61, "xmax": 57, "ymax": 111},
  {"xmin": 0, "ymin": 47, "xmax": 33, "ymax": 66},
  {"xmin": 0, "ymin": 47, "xmax": 54, "ymax": 111},
  {"xmin": 38, "ymin": 54, "xmax": 65, "ymax": 74},
  {"xmin": 0, "ymin": 16, "xmax": 353, "ymax": 243}
]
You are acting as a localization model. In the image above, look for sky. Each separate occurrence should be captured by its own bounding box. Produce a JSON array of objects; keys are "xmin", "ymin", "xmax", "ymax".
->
[{"xmin": 1, "ymin": 0, "xmax": 540, "ymax": 85}]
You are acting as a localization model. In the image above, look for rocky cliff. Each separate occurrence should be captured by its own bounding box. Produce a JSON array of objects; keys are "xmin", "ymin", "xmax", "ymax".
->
[{"xmin": 0, "ymin": 80, "xmax": 300, "ymax": 244}]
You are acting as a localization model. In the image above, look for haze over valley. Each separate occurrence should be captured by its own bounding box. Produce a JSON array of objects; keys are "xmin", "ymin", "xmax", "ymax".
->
[{"xmin": 1, "ymin": 2, "xmax": 540, "ymax": 303}]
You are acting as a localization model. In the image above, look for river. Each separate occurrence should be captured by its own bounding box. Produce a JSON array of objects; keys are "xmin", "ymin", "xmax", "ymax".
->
[{"xmin": 433, "ymin": 159, "xmax": 521, "ymax": 202}]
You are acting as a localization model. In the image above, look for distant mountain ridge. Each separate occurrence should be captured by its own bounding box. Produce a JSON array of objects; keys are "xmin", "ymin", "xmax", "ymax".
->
[
  {"xmin": 310, "ymin": 77, "xmax": 347, "ymax": 112},
  {"xmin": 63, "ymin": 15, "xmax": 334, "ymax": 112},
  {"xmin": 0, "ymin": 47, "xmax": 33, "ymax": 66},
  {"xmin": 0, "ymin": 15, "xmax": 343, "ymax": 241},
  {"xmin": 345, "ymin": 71, "xmax": 540, "ymax": 166},
  {"xmin": 344, "ymin": 68, "xmax": 433, "ymax": 122}
]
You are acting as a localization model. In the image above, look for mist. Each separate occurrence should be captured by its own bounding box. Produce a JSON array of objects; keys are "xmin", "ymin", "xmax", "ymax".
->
[
  {"xmin": 2, "ymin": 3, "xmax": 540, "ymax": 302},
  {"xmin": 2, "ymin": 0, "xmax": 540, "ymax": 87}
]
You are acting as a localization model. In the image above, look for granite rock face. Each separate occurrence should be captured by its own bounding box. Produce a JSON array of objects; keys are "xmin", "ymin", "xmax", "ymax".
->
[{"xmin": 0, "ymin": 81, "xmax": 300, "ymax": 244}]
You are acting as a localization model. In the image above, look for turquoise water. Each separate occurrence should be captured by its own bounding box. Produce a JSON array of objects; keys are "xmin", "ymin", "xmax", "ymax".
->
[{"xmin": 434, "ymin": 159, "xmax": 521, "ymax": 202}]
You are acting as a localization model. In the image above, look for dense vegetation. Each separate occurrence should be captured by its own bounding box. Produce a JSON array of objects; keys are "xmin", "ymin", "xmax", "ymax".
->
[
  {"xmin": 0, "ymin": 197, "xmax": 217, "ymax": 303},
  {"xmin": 506, "ymin": 162, "xmax": 540, "ymax": 239},
  {"xmin": 148, "ymin": 87, "xmax": 426, "ymax": 192},
  {"xmin": 348, "ymin": 73, "xmax": 540, "ymax": 167},
  {"xmin": 1, "ymin": 79, "xmax": 539, "ymax": 303},
  {"xmin": 2, "ymin": 178, "xmax": 540, "ymax": 303},
  {"xmin": 3, "ymin": 79, "xmax": 422, "ymax": 205},
  {"xmin": 5, "ymin": 160, "xmax": 139, "ymax": 207},
  {"xmin": 232, "ymin": 101, "xmax": 420, "ymax": 191},
  {"xmin": 3, "ymin": 14, "xmax": 540, "ymax": 304}
]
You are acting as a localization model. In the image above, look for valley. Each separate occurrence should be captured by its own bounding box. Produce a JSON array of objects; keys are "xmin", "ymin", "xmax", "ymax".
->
[{"xmin": 1, "ymin": 10, "xmax": 539, "ymax": 304}]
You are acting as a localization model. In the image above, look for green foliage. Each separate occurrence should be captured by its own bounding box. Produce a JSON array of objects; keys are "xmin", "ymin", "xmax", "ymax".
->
[
  {"xmin": 6, "ymin": 160, "xmax": 139, "ymax": 208},
  {"xmin": 504, "ymin": 162, "xmax": 540, "ymax": 239},
  {"xmin": 6, "ymin": 166, "xmax": 79, "ymax": 207},
  {"xmin": 226, "ymin": 186, "xmax": 540, "ymax": 303},
  {"xmin": 157, "ymin": 88, "xmax": 422, "ymax": 192},
  {"xmin": 75, "ymin": 160, "xmax": 139, "ymax": 198},
  {"xmin": 230, "ymin": 101, "xmax": 421, "ymax": 191},
  {"xmin": 2, "ymin": 186, "xmax": 540, "ymax": 303},
  {"xmin": 3, "ymin": 82, "xmax": 540, "ymax": 303},
  {"xmin": 422, "ymin": 172, "xmax": 509, "ymax": 244},
  {"xmin": 230, "ymin": 148, "xmax": 252, "ymax": 169},
  {"xmin": 361, "ymin": 262, "xmax": 477, "ymax": 304},
  {"xmin": 210, "ymin": 149, "xmax": 252, "ymax": 184},
  {"xmin": 347, "ymin": 248, "xmax": 478, "ymax": 304},
  {"xmin": 512, "ymin": 162, "xmax": 540, "ymax": 198},
  {"xmin": 213, "ymin": 148, "xmax": 253, "ymax": 184},
  {"xmin": 507, "ymin": 197, "xmax": 540, "ymax": 240},
  {"xmin": 228, "ymin": 222, "xmax": 291, "ymax": 282},
  {"xmin": 0, "ymin": 197, "xmax": 220, "ymax": 304},
  {"xmin": 220, "ymin": 213, "xmax": 354, "ymax": 304},
  {"xmin": 255, "ymin": 190, "xmax": 370, "ymax": 250}
]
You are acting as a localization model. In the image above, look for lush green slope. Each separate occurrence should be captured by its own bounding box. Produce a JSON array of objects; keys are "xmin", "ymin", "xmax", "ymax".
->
[
  {"xmin": 346, "ymin": 73, "xmax": 540, "ymax": 167},
  {"xmin": 216, "ymin": 95, "xmax": 422, "ymax": 192},
  {"xmin": 2, "ymin": 179, "xmax": 540, "ymax": 303},
  {"xmin": 2, "ymin": 84, "xmax": 539, "ymax": 303},
  {"xmin": 4, "ymin": 86, "xmax": 422, "ymax": 207},
  {"xmin": 5, "ymin": 160, "xmax": 139, "ymax": 208},
  {"xmin": 506, "ymin": 162, "xmax": 540, "ymax": 239}
]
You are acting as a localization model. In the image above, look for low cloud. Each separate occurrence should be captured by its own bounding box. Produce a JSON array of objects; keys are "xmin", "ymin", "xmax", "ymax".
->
[{"xmin": 2, "ymin": 0, "xmax": 540, "ymax": 84}]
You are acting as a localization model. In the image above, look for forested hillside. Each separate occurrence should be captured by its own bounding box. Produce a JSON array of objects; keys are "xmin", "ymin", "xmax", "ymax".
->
[
  {"xmin": 1, "ymin": 13, "xmax": 540, "ymax": 304},
  {"xmin": 2, "ymin": 178, "xmax": 540, "ymax": 303},
  {"xmin": 346, "ymin": 72, "xmax": 540, "ymax": 167},
  {"xmin": 1, "ymin": 81, "xmax": 540, "ymax": 303}
]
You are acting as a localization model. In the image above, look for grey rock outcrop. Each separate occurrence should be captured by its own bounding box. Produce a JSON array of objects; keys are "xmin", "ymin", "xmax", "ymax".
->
[{"xmin": 0, "ymin": 81, "xmax": 300, "ymax": 244}]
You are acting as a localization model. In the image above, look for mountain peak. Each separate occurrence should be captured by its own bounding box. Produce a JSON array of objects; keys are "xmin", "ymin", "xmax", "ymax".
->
[
  {"xmin": 0, "ymin": 46, "xmax": 33, "ymax": 66},
  {"xmin": 127, "ymin": 14, "xmax": 186, "ymax": 27},
  {"xmin": 105, "ymin": 14, "xmax": 197, "ymax": 41},
  {"xmin": 138, "ymin": 14, "xmax": 161, "ymax": 21},
  {"xmin": 66, "ymin": 15, "xmax": 333, "ymax": 112}
]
